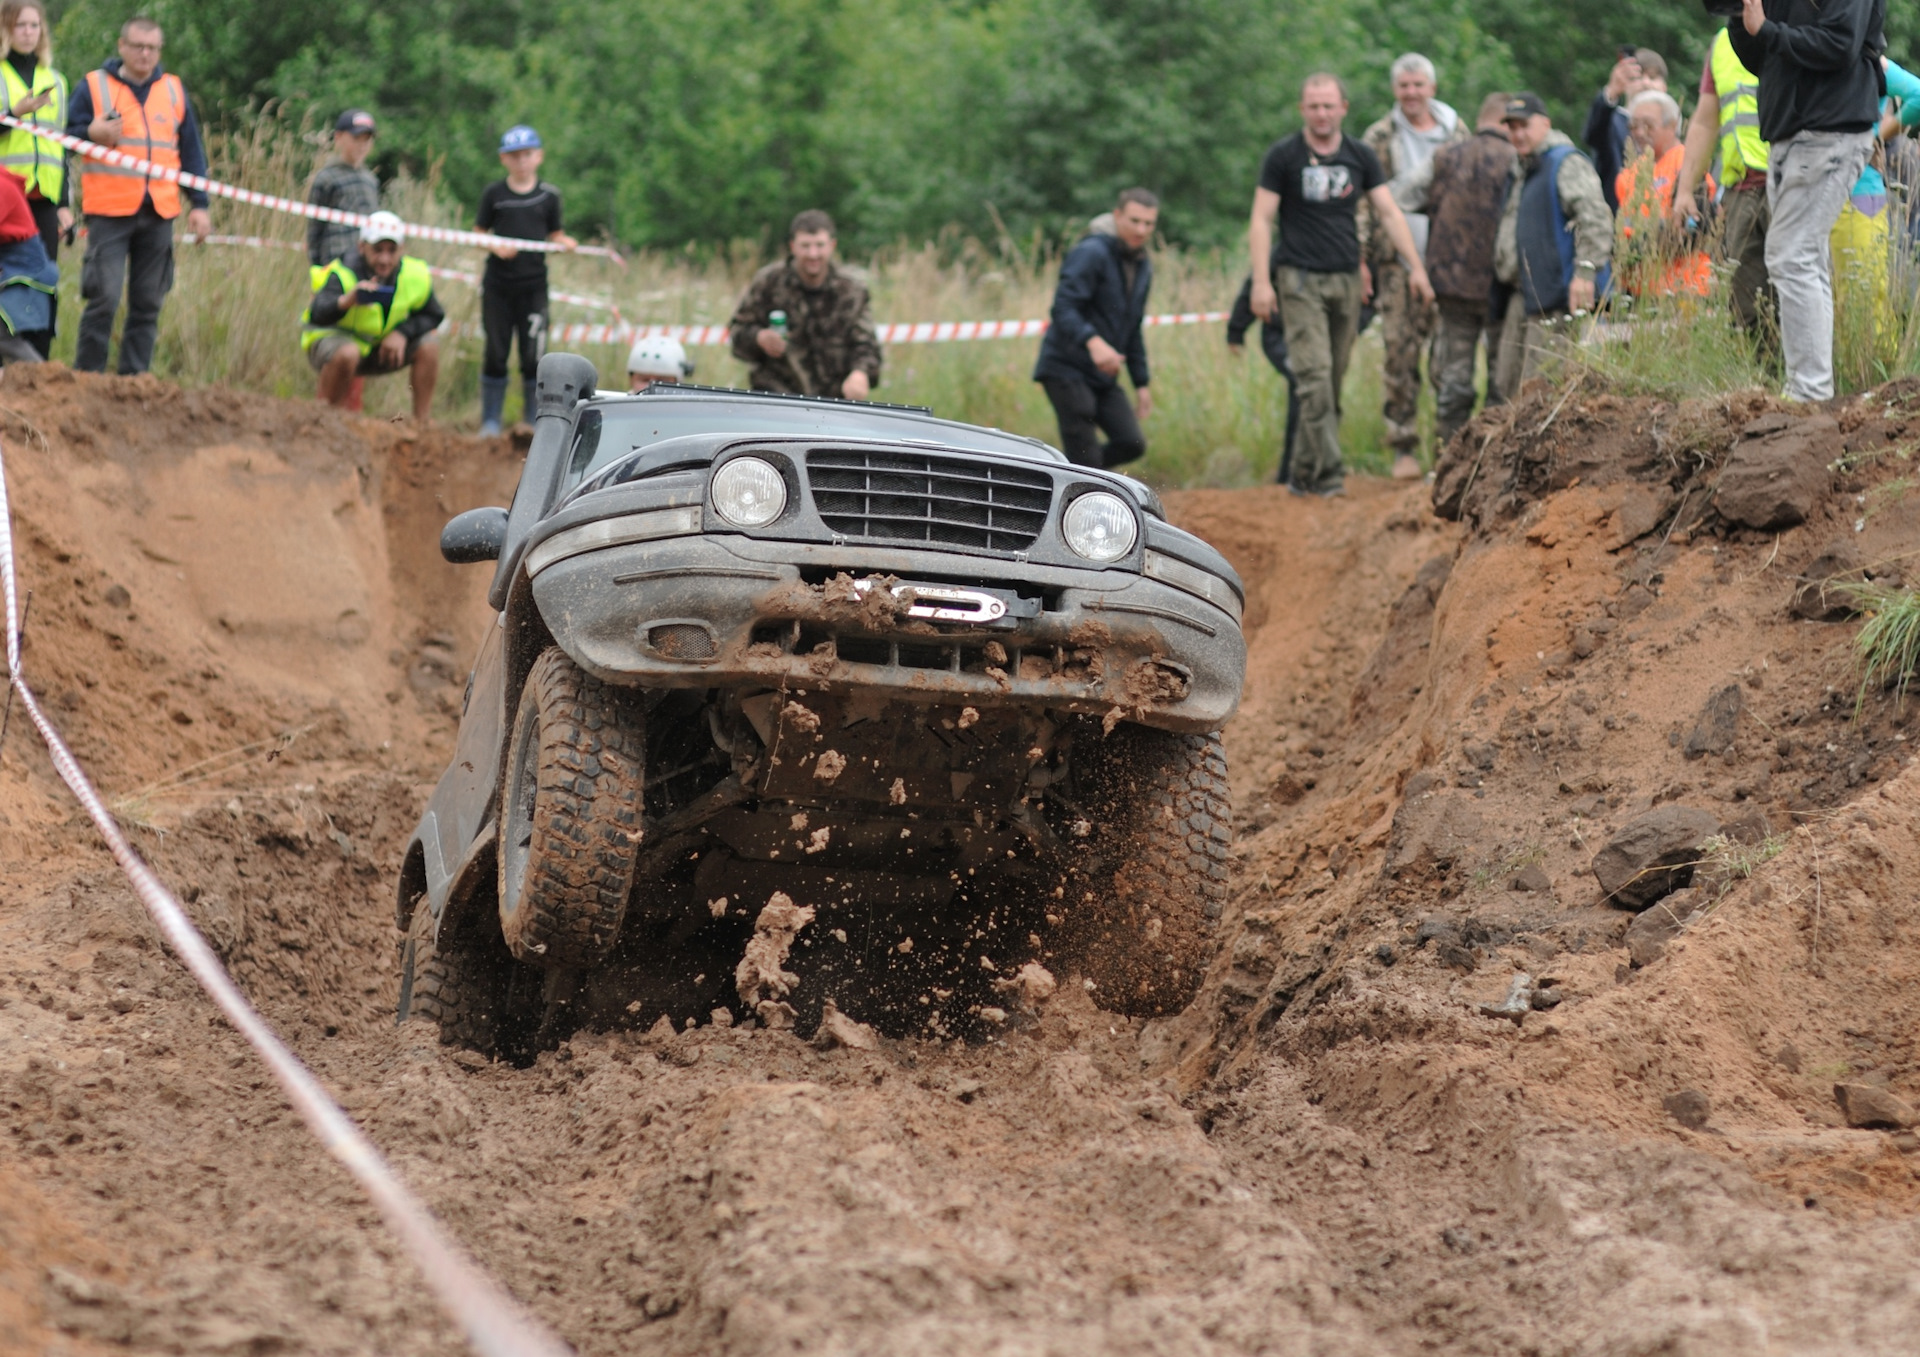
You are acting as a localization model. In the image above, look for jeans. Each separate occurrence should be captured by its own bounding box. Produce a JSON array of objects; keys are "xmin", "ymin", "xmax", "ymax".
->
[
  {"xmin": 482, "ymin": 274, "xmax": 549, "ymax": 380},
  {"xmin": 76, "ymin": 205, "xmax": 175, "ymax": 375},
  {"xmin": 1276, "ymin": 266, "xmax": 1362, "ymax": 494},
  {"xmin": 1039, "ymin": 376, "xmax": 1144, "ymax": 468},
  {"xmin": 1766, "ymin": 129, "xmax": 1874, "ymax": 402},
  {"xmin": 23, "ymin": 197, "xmax": 59, "ymax": 359}
]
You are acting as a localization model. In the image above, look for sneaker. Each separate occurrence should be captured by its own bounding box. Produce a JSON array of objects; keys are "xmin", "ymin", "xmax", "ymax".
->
[{"xmin": 1390, "ymin": 453, "xmax": 1422, "ymax": 480}]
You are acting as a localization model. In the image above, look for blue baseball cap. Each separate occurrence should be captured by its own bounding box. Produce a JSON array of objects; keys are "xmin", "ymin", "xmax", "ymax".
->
[{"xmin": 499, "ymin": 125, "xmax": 542, "ymax": 153}]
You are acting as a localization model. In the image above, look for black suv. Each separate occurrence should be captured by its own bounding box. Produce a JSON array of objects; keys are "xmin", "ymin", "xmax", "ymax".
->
[{"xmin": 396, "ymin": 354, "xmax": 1245, "ymax": 1051}]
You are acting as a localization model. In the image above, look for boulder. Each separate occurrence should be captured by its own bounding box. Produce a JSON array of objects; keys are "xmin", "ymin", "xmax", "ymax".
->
[
  {"xmin": 1592, "ymin": 806, "xmax": 1720, "ymax": 910},
  {"xmin": 1713, "ymin": 416, "xmax": 1835, "ymax": 530},
  {"xmin": 1834, "ymin": 1083, "xmax": 1915, "ymax": 1130}
]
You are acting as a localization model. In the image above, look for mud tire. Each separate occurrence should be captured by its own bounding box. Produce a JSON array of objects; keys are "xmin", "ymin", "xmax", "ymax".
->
[
  {"xmin": 498, "ymin": 646, "xmax": 646, "ymax": 968},
  {"xmin": 1050, "ymin": 723, "xmax": 1230, "ymax": 1016},
  {"xmin": 398, "ymin": 895, "xmax": 537, "ymax": 1057}
]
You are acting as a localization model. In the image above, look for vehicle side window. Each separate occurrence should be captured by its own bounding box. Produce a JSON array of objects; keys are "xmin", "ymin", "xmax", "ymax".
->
[{"xmin": 565, "ymin": 409, "xmax": 603, "ymax": 482}]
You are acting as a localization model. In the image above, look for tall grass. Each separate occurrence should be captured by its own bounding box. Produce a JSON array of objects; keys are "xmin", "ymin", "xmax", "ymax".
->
[
  {"xmin": 1566, "ymin": 182, "xmax": 1920, "ymax": 400},
  {"xmin": 44, "ymin": 117, "xmax": 1443, "ymax": 488}
]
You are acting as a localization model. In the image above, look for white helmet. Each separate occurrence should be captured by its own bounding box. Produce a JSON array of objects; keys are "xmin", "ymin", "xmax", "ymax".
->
[
  {"xmin": 360, "ymin": 210, "xmax": 406, "ymax": 245},
  {"xmin": 627, "ymin": 334, "xmax": 692, "ymax": 379}
]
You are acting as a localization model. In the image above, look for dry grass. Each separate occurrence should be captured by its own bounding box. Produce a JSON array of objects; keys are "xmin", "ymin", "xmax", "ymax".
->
[{"xmin": 40, "ymin": 118, "xmax": 1452, "ymax": 487}]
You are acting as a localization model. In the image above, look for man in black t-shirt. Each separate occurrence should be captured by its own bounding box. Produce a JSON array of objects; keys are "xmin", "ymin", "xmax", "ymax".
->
[
  {"xmin": 1248, "ymin": 73, "xmax": 1433, "ymax": 496},
  {"xmin": 475, "ymin": 124, "xmax": 577, "ymax": 434}
]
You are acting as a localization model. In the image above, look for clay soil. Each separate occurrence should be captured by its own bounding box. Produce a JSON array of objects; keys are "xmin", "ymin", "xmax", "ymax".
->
[{"xmin": 3, "ymin": 363, "xmax": 1920, "ymax": 1356}]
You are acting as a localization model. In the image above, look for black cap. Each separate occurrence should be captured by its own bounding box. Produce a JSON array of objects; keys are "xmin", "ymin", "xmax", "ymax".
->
[
  {"xmin": 1502, "ymin": 93, "xmax": 1549, "ymax": 124},
  {"xmin": 334, "ymin": 109, "xmax": 376, "ymax": 135}
]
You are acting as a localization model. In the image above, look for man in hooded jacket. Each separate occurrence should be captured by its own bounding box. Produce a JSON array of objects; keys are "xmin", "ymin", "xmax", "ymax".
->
[{"xmin": 1356, "ymin": 53, "xmax": 1466, "ymax": 477}]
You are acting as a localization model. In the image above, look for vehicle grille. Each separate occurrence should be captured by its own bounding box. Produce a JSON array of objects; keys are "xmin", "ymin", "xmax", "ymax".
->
[{"xmin": 806, "ymin": 448, "xmax": 1053, "ymax": 554}]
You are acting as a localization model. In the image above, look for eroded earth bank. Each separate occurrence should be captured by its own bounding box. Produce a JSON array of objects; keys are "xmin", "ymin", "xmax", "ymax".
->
[{"xmin": 2, "ymin": 363, "xmax": 1919, "ymax": 1355}]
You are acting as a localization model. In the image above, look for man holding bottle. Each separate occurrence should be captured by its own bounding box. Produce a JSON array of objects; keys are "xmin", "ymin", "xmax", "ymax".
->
[{"xmin": 728, "ymin": 209, "xmax": 881, "ymax": 399}]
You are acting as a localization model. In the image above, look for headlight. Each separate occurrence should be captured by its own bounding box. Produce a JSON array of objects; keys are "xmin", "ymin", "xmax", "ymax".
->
[
  {"xmin": 1061, "ymin": 491, "xmax": 1137, "ymax": 562},
  {"xmin": 710, "ymin": 457, "xmax": 787, "ymax": 528}
]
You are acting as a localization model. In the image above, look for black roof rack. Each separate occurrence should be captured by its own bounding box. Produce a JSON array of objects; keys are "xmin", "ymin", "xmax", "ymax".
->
[{"xmin": 627, "ymin": 381, "xmax": 932, "ymax": 415}]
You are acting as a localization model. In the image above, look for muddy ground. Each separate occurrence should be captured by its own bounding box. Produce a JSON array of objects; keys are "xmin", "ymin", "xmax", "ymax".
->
[{"xmin": 2, "ymin": 363, "xmax": 1919, "ymax": 1355}]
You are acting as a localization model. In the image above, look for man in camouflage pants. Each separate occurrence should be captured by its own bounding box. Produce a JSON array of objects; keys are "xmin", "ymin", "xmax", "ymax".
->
[
  {"xmin": 1357, "ymin": 53, "xmax": 1466, "ymax": 478},
  {"xmin": 729, "ymin": 209, "xmax": 882, "ymax": 399}
]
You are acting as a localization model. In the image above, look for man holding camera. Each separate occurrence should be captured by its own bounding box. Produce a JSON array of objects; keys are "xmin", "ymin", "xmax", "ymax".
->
[
  {"xmin": 1728, "ymin": 0, "xmax": 1886, "ymax": 402},
  {"xmin": 302, "ymin": 211, "xmax": 443, "ymax": 422}
]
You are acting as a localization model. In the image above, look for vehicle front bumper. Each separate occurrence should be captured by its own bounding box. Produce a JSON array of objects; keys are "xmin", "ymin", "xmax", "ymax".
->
[{"xmin": 528, "ymin": 532, "xmax": 1245, "ymax": 733}]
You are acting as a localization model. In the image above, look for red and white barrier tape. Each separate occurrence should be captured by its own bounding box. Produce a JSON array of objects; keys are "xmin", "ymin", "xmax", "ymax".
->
[
  {"xmin": 0, "ymin": 446, "xmax": 572, "ymax": 1357},
  {"xmin": 178, "ymin": 233, "xmax": 621, "ymax": 314},
  {"xmin": 549, "ymin": 311, "xmax": 1231, "ymax": 348},
  {"xmin": 0, "ymin": 113, "xmax": 622, "ymax": 263}
]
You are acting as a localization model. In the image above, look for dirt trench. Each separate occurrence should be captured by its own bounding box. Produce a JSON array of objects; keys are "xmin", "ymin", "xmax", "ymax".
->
[{"xmin": 3, "ymin": 365, "xmax": 1920, "ymax": 1355}]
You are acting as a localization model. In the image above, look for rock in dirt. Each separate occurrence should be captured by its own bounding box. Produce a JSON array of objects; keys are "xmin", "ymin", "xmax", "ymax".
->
[
  {"xmin": 1790, "ymin": 541, "xmax": 1867, "ymax": 621},
  {"xmin": 1683, "ymin": 684, "xmax": 1745, "ymax": 760},
  {"xmin": 1713, "ymin": 417, "xmax": 1834, "ymax": 530},
  {"xmin": 812, "ymin": 999, "xmax": 879, "ymax": 1051},
  {"xmin": 1511, "ymin": 863, "xmax": 1552, "ymax": 893},
  {"xmin": 1664, "ymin": 1088, "xmax": 1712, "ymax": 1130},
  {"xmin": 1385, "ymin": 792, "xmax": 1484, "ymax": 880},
  {"xmin": 1592, "ymin": 806, "xmax": 1720, "ymax": 910},
  {"xmin": 1626, "ymin": 887, "xmax": 1706, "ymax": 967},
  {"xmin": 735, "ymin": 891, "xmax": 816, "ymax": 1028},
  {"xmin": 1834, "ymin": 1083, "xmax": 1916, "ymax": 1130},
  {"xmin": 1477, "ymin": 973, "xmax": 1533, "ymax": 1023}
]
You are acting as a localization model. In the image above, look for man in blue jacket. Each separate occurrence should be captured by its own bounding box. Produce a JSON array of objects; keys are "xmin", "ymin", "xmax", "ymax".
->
[{"xmin": 1032, "ymin": 189, "xmax": 1157, "ymax": 468}]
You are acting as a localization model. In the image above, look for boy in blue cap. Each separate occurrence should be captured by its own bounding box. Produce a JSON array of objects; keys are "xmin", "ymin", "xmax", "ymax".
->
[{"xmin": 475, "ymin": 124, "xmax": 576, "ymax": 433}]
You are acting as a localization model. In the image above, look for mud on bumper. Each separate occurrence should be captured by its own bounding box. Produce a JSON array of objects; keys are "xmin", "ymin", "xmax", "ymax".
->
[{"xmin": 528, "ymin": 535, "xmax": 1244, "ymax": 732}]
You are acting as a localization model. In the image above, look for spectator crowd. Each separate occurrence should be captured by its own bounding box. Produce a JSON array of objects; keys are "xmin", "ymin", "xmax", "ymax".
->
[{"xmin": 0, "ymin": 4, "xmax": 1907, "ymax": 488}]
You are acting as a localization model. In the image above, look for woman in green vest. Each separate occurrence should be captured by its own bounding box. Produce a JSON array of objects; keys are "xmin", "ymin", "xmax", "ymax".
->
[{"xmin": 0, "ymin": 0, "xmax": 66, "ymax": 358}]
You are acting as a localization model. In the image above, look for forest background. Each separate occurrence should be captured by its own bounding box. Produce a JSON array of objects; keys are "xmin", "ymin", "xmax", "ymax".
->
[
  {"xmin": 29, "ymin": 0, "xmax": 1920, "ymax": 483},
  {"xmin": 49, "ymin": 0, "xmax": 1917, "ymax": 254}
]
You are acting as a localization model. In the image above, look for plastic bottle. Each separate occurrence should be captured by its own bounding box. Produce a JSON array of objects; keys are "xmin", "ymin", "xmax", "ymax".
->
[{"xmin": 769, "ymin": 310, "xmax": 788, "ymax": 338}]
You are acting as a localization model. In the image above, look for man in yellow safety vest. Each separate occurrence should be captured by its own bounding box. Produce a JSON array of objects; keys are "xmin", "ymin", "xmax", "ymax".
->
[
  {"xmin": 0, "ymin": 0, "xmax": 72, "ymax": 357},
  {"xmin": 1672, "ymin": 28, "xmax": 1772, "ymax": 335},
  {"xmin": 302, "ymin": 211, "xmax": 444, "ymax": 422},
  {"xmin": 64, "ymin": 16, "xmax": 211, "ymax": 374}
]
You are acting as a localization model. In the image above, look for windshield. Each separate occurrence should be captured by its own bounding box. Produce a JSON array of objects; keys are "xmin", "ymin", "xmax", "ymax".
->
[{"xmin": 562, "ymin": 396, "xmax": 1062, "ymax": 487}]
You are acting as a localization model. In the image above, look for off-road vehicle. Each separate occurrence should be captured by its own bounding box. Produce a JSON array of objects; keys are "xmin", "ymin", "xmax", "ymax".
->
[{"xmin": 396, "ymin": 353, "xmax": 1245, "ymax": 1052}]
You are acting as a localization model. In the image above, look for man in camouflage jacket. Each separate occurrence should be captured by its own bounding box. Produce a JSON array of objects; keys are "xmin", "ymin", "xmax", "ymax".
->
[
  {"xmin": 1355, "ymin": 54, "xmax": 1467, "ymax": 475},
  {"xmin": 729, "ymin": 210, "xmax": 882, "ymax": 399},
  {"xmin": 1394, "ymin": 92, "xmax": 1518, "ymax": 444}
]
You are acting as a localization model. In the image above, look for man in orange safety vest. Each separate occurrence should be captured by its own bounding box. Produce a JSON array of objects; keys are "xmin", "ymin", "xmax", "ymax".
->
[{"xmin": 64, "ymin": 16, "xmax": 209, "ymax": 374}]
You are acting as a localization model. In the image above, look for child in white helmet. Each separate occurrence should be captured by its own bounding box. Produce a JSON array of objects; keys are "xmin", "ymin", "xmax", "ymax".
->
[{"xmin": 626, "ymin": 334, "xmax": 693, "ymax": 391}]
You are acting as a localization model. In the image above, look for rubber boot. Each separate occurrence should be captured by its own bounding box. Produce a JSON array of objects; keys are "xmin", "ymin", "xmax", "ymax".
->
[
  {"xmin": 521, "ymin": 376, "xmax": 538, "ymax": 427},
  {"xmin": 479, "ymin": 375, "xmax": 508, "ymax": 436}
]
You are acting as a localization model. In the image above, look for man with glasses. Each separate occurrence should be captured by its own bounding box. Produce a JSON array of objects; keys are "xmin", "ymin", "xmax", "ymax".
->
[{"xmin": 65, "ymin": 16, "xmax": 210, "ymax": 374}]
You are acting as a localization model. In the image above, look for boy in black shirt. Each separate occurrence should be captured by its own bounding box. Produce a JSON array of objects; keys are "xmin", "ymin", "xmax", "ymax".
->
[
  {"xmin": 1247, "ymin": 74, "xmax": 1432, "ymax": 496},
  {"xmin": 475, "ymin": 124, "xmax": 576, "ymax": 433}
]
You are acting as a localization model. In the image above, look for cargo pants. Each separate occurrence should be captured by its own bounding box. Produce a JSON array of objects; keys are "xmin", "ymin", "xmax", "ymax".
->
[
  {"xmin": 1277, "ymin": 265, "xmax": 1363, "ymax": 495},
  {"xmin": 1431, "ymin": 295, "xmax": 1501, "ymax": 447},
  {"xmin": 1374, "ymin": 259, "xmax": 1435, "ymax": 453}
]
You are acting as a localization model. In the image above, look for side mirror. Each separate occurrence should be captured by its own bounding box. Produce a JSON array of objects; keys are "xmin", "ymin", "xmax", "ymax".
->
[{"xmin": 440, "ymin": 506, "xmax": 509, "ymax": 564}]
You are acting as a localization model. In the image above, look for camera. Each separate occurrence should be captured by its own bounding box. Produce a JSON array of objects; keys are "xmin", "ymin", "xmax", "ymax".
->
[{"xmin": 1702, "ymin": 0, "xmax": 1744, "ymax": 15}]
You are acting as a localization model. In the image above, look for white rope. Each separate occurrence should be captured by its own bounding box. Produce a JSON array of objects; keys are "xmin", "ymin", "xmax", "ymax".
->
[
  {"xmin": 0, "ymin": 112, "xmax": 621, "ymax": 262},
  {"xmin": 0, "ymin": 439, "xmax": 573, "ymax": 1357}
]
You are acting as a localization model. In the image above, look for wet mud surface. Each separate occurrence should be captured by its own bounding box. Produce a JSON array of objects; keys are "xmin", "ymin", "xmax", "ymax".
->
[{"xmin": 4, "ymin": 366, "xmax": 1920, "ymax": 1354}]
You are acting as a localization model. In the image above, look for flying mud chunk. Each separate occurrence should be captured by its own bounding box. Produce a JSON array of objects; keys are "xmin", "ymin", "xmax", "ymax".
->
[{"xmin": 736, "ymin": 892, "xmax": 816, "ymax": 1029}]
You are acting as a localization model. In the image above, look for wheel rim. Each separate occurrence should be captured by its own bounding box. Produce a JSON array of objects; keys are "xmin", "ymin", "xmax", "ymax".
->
[{"xmin": 501, "ymin": 698, "xmax": 539, "ymax": 927}]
